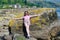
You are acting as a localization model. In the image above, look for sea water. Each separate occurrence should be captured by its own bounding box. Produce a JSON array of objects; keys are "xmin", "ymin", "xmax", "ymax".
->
[{"xmin": 56, "ymin": 8, "xmax": 60, "ymax": 20}]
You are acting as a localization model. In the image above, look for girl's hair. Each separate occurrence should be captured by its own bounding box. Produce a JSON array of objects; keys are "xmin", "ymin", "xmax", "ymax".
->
[{"xmin": 24, "ymin": 11, "xmax": 29, "ymax": 16}]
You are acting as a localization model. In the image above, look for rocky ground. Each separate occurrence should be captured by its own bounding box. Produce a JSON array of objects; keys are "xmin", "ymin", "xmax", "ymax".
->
[
  {"xmin": 0, "ymin": 20, "xmax": 60, "ymax": 40},
  {"xmin": 0, "ymin": 9, "xmax": 59, "ymax": 40}
]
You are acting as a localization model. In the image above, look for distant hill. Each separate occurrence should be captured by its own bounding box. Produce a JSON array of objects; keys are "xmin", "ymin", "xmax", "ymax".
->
[
  {"xmin": 0, "ymin": 0, "xmax": 60, "ymax": 8},
  {"xmin": 27, "ymin": 0, "xmax": 60, "ymax": 8}
]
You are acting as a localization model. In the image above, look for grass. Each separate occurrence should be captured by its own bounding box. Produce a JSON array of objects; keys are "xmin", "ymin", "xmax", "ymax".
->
[{"xmin": 15, "ymin": 35, "xmax": 26, "ymax": 40}]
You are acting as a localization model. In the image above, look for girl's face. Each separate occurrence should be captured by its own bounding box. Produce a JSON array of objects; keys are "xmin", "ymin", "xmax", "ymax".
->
[
  {"xmin": 25, "ymin": 11, "xmax": 28, "ymax": 15},
  {"xmin": 24, "ymin": 11, "xmax": 29, "ymax": 16}
]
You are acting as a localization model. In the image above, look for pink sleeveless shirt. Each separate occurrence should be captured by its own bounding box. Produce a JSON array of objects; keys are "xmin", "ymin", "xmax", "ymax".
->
[{"xmin": 23, "ymin": 15, "xmax": 30, "ymax": 26}]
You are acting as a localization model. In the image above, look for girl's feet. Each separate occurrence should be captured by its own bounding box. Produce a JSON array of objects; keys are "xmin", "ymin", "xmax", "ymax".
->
[
  {"xmin": 27, "ymin": 36, "xmax": 30, "ymax": 39},
  {"xmin": 27, "ymin": 35, "xmax": 30, "ymax": 39}
]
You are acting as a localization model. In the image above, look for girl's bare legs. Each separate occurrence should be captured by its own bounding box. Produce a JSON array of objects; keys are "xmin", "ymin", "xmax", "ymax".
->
[
  {"xmin": 26, "ymin": 26, "xmax": 30, "ymax": 36},
  {"xmin": 25, "ymin": 24, "xmax": 30, "ymax": 37}
]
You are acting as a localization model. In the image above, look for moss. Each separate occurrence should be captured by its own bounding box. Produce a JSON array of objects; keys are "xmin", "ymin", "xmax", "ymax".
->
[{"xmin": 15, "ymin": 35, "xmax": 26, "ymax": 40}]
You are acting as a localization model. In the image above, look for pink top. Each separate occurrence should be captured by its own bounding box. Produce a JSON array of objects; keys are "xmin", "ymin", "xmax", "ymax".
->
[
  {"xmin": 23, "ymin": 15, "xmax": 38, "ymax": 26},
  {"xmin": 23, "ymin": 15, "xmax": 31, "ymax": 25}
]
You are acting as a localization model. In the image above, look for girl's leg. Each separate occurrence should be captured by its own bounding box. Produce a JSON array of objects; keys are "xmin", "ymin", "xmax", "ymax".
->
[
  {"xmin": 25, "ymin": 24, "xmax": 30, "ymax": 37},
  {"xmin": 26, "ymin": 26, "xmax": 30, "ymax": 37}
]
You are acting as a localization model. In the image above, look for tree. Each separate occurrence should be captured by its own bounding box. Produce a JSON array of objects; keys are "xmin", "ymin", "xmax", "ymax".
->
[
  {"xmin": 0, "ymin": 0, "xmax": 2, "ymax": 5},
  {"xmin": 8, "ymin": 0, "xmax": 11, "ymax": 4},
  {"xmin": 2, "ymin": 0, "xmax": 8, "ymax": 4},
  {"xmin": 23, "ymin": 0, "xmax": 27, "ymax": 5}
]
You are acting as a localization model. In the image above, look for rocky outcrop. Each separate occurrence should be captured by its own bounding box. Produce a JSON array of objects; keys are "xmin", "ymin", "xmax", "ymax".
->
[{"xmin": 0, "ymin": 8, "xmax": 59, "ymax": 40}]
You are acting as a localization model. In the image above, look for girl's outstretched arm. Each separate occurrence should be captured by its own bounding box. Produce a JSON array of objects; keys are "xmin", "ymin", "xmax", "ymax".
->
[
  {"xmin": 13, "ymin": 17, "xmax": 23, "ymax": 20},
  {"xmin": 30, "ymin": 15, "xmax": 38, "ymax": 18},
  {"xmin": 30, "ymin": 13, "xmax": 44, "ymax": 18}
]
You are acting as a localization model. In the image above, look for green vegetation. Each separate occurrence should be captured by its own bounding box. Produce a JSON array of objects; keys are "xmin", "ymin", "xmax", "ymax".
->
[
  {"xmin": 0, "ymin": 0, "xmax": 26, "ymax": 8},
  {"xmin": 16, "ymin": 36, "xmax": 26, "ymax": 40},
  {"xmin": 0, "ymin": 0, "xmax": 60, "ymax": 8}
]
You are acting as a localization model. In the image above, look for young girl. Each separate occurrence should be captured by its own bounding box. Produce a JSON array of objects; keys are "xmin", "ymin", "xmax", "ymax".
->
[
  {"xmin": 23, "ymin": 11, "xmax": 31, "ymax": 38},
  {"xmin": 14, "ymin": 11, "xmax": 39, "ymax": 39},
  {"xmin": 23, "ymin": 11, "xmax": 40, "ymax": 38}
]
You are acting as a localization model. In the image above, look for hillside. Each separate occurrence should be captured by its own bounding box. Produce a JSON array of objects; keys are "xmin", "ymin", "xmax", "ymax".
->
[
  {"xmin": 0, "ymin": 0, "xmax": 60, "ymax": 8},
  {"xmin": 27, "ymin": 0, "xmax": 60, "ymax": 8}
]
